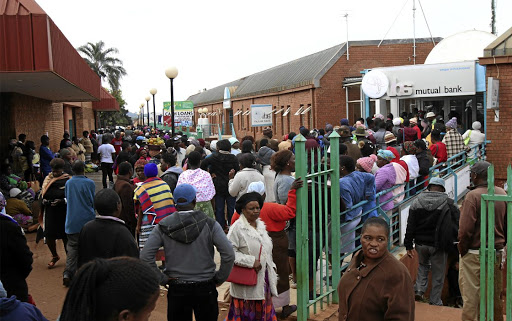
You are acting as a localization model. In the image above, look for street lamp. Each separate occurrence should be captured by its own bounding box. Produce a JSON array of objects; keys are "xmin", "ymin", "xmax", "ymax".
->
[
  {"xmin": 149, "ymin": 88, "xmax": 157, "ymax": 129},
  {"xmin": 165, "ymin": 67, "xmax": 179, "ymax": 136},
  {"xmin": 139, "ymin": 103, "xmax": 145, "ymax": 127},
  {"xmin": 145, "ymin": 96, "xmax": 150, "ymax": 127}
]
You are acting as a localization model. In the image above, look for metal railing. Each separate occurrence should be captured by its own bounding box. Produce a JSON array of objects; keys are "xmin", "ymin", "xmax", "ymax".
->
[
  {"xmin": 294, "ymin": 135, "xmax": 488, "ymax": 320},
  {"xmin": 479, "ymin": 165, "xmax": 511, "ymax": 321}
]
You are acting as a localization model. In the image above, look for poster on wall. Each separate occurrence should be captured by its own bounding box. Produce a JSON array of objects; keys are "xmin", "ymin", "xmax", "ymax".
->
[
  {"xmin": 163, "ymin": 101, "xmax": 194, "ymax": 127},
  {"xmin": 251, "ymin": 104, "xmax": 273, "ymax": 127}
]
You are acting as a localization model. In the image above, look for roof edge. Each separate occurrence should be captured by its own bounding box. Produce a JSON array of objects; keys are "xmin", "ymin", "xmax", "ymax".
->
[{"xmin": 313, "ymin": 43, "xmax": 347, "ymax": 87}]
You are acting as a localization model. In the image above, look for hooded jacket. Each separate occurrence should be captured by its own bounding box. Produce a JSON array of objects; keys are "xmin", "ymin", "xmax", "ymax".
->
[
  {"xmin": 404, "ymin": 191, "xmax": 459, "ymax": 251},
  {"xmin": 140, "ymin": 210, "xmax": 235, "ymax": 285},
  {"xmin": 0, "ymin": 296, "xmax": 48, "ymax": 321}
]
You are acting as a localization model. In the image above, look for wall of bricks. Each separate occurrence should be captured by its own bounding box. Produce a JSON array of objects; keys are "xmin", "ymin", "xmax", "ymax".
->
[
  {"xmin": 483, "ymin": 63, "xmax": 512, "ymax": 183},
  {"xmin": 1, "ymin": 93, "xmax": 98, "ymax": 162},
  {"xmin": 192, "ymin": 41, "xmax": 436, "ymax": 141}
]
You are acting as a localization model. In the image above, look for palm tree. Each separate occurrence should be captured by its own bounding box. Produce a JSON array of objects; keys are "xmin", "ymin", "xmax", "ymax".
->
[{"xmin": 77, "ymin": 41, "xmax": 127, "ymax": 92}]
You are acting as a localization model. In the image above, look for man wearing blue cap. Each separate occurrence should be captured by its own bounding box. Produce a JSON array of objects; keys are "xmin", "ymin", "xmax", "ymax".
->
[
  {"xmin": 140, "ymin": 183, "xmax": 235, "ymax": 321},
  {"xmin": 404, "ymin": 177, "xmax": 460, "ymax": 306}
]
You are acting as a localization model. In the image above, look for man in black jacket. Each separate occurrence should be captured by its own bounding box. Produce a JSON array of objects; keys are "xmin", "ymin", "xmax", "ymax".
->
[
  {"xmin": 77, "ymin": 189, "xmax": 139, "ymax": 268},
  {"xmin": 405, "ymin": 177, "xmax": 459, "ymax": 306},
  {"xmin": 200, "ymin": 139, "xmax": 239, "ymax": 229},
  {"xmin": 0, "ymin": 192, "xmax": 33, "ymax": 302}
]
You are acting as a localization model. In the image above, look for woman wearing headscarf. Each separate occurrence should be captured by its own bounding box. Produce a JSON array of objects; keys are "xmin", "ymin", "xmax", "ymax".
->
[
  {"xmin": 228, "ymin": 153, "xmax": 265, "ymax": 201},
  {"xmin": 462, "ymin": 121, "xmax": 485, "ymax": 159},
  {"xmin": 375, "ymin": 150, "xmax": 397, "ymax": 212},
  {"xmin": 176, "ymin": 151, "xmax": 216, "ymax": 218},
  {"xmin": 133, "ymin": 158, "xmax": 148, "ymax": 186},
  {"xmin": 230, "ymin": 180, "xmax": 302, "ymax": 318},
  {"xmin": 337, "ymin": 218, "xmax": 415, "ymax": 321},
  {"xmin": 40, "ymin": 158, "xmax": 70, "ymax": 268},
  {"xmin": 226, "ymin": 192, "xmax": 278, "ymax": 321}
]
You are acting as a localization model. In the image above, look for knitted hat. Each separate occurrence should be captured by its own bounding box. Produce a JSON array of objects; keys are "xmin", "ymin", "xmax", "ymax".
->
[
  {"xmin": 446, "ymin": 117, "xmax": 458, "ymax": 129},
  {"xmin": 197, "ymin": 139, "xmax": 206, "ymax": 147},
  {"xmin": 143, "ymin": 163, "xmax": 158, "ymax": 178},
  {"xmin": 392, "ymin": 118, "xmax": 401, "ymax": 126},
  {"xmin": 384, "ymin": 133, "xmax": 397, "ymax": 144},
  {"xmin": 357, "ymin": 155, "xmax": 377, "ymax": 173},
  {"xmin": 472, "ymin": 121, "xmax": 482, "ymax": 130}
]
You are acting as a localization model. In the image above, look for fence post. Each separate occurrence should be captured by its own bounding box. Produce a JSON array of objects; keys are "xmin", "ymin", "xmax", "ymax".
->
[
  {"xmin": 295, "ymin": 134, "xmax": 309, "ymax": 321},
  {"xmin": 328, "ymin": 132, "xmax": 341, "ymax": 303}
]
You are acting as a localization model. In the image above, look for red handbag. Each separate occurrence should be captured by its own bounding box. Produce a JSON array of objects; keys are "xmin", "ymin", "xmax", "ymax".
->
[{"xmin": 227, "ymin": 245, "xmax": 262, "ymax": 286}]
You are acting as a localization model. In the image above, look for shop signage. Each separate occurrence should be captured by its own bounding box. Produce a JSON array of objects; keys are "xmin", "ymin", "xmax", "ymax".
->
[
  {"xmin": 362, "ymin": 61, "xmax": 476, "ymax": 99},
  {"xmin": 163, "ymin": 101, "xmax": 194, "ymax": 127},
  {"xmin": 251, "ymin": 104, "xmax": 273, "ymax": 127},
  {"xmin": 223, "ymin": 87, "xmax": 231, "ymax": 109}
]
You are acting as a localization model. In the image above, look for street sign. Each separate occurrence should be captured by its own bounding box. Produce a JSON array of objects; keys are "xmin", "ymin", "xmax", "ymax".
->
[{"xmin": 163, "ymin": 101, "xmax": 194, "ymax": 127}]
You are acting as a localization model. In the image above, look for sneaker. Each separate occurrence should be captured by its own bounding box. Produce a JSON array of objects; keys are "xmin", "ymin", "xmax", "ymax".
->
[
  {"xmin": 414, "ymin": 291, "xmax": 424, "ymax": 301},
  {"xmin": 63, "ymin": 275, "xmax": 71, "ymax": 287}
]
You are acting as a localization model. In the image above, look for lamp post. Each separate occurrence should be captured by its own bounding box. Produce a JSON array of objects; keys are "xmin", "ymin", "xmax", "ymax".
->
[
  {"xmin": 150, "ymin": 88, "xmax": 157, "ymax": 129},
  {"xmin": 139, "ymin": 104, "xmax": 144, "ymax": 127},
  {"xmin": 145, "ymin": 96, "xmax": 150, "ymax": 127},
  {"xmin": 165, "ymin": 67, "xmax": 179, "ymax": 136}
]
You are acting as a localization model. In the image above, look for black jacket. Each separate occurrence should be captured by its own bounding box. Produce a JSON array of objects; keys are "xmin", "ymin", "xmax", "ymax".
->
[
  {"xmin": 0, "ymin": 216, "xmax": 33, "ymax": 302},
  {"xmin": 416, "ymin": 150, "xmax": 430, "ymax": 177},
  {"xmin": 77, "ymin": 217, "xmax": 139, "ymax": 269},
  {"xmin": 200, "ymin": 152, "xmax": 240, "ymax": 196},
  {"xmin": 404, "ymin": 191, "xmax": 459, "ymax": 251}
]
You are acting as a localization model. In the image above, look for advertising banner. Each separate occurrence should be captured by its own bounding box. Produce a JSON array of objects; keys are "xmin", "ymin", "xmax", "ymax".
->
[
  {"xmin": 251, "ymin": 104, "xmax": 273, "ymax": 127},
  {"xmin": 163, "ymin": 101, "xmax": 194, "ymax": 127},
  {"xmin": 363, "ymin": 61, "xmax": 476, "ymax": 99}
]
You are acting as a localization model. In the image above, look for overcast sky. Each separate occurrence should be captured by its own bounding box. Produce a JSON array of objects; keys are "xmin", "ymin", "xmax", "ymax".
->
[{"xmin": 37, "ymin": 0, "xmax": 511, "ymax": 113}]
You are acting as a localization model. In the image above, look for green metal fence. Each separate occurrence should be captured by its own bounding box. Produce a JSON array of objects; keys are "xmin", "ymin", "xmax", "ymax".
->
[
  {"xmin": 479, "ymin": 165, "xmax": 511, "ymax": 321},
  {"xmin": 294, "ymin": 136, "xmax": 489, "ymax": 320}
]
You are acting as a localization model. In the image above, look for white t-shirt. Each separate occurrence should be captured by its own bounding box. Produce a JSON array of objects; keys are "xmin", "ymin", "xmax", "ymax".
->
[{"xmin": 98, "ymin": 144, "xmax": 115, "ymax": 163}]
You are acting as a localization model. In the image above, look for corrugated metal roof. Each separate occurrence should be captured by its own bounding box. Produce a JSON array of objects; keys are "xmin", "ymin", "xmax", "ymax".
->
[
  {"xmin": 232, "ymin": 44, "xmax": 344, "ymax": 98},
  {"xmin": 188, "ymin": 38, "xmax": 441, "ymax": 106},
  {"xmin": 187, "ymin": 78, "xmax": 245, "ymax": 106}
]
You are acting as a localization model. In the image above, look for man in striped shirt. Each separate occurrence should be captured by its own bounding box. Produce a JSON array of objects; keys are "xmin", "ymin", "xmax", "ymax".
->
[{"xmin": 134, "ymin": 163, "xmax": 176, "ymax": 249}]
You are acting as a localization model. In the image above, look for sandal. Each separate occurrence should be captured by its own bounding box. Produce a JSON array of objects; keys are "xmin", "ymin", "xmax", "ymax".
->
[
  {"xmin": 280, "ymin": 305, "xmax": 297, "ymax": 319},
  {"xmin": 48, "ymin": 255, "xmax": 60, "ymax": 269}
]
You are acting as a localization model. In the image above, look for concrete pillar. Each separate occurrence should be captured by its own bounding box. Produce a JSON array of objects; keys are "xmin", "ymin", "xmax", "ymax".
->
[{"xmin": 390, "ymin": 98, "xmax": 399, "ymax": 119}]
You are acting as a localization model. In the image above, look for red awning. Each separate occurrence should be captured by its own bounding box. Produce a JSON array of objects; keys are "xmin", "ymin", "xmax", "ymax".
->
[
  {"xmin": 92, "ymin": 87, "xmax": 120, "ymax": 112},
  {"xmin": 0, "ymin": 0, "xmax": 101, "ymax": 101}
]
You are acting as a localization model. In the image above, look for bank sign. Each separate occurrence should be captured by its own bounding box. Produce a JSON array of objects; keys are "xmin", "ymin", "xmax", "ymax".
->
[
  {"xmin": 362, "ymin": 61, "xmax": 476, "ymax": 99},
  {"xmin": 251, "ymin": 104, "xmax": 273, "ymax": 127},
  {"xmin": 163, "ymin": 101, "xmax": 194, "ymax": 127}
]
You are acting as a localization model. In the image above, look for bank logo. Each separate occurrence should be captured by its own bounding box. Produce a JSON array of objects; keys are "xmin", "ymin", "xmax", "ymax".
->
[{"xmin": 362, "ymin": 70, "xmax": 389, "ymax": 99}]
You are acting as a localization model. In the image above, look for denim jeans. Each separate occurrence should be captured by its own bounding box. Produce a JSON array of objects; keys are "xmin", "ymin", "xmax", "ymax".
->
[
  {"xmin": 64, "ymin": 233, "xmax": 80, "ymax": 279},
  {"xmin": 214, "ymin": 194, "xmax": 235, "ymax": 228},
  {"xmin": 414, "ymin": 244, "xmax": 447, "ymax": 305}
]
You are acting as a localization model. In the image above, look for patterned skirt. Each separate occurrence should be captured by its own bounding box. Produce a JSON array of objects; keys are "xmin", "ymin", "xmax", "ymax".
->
[
  {"xmin": 226, "ymin": 271, "xmax": 277, "ymax": 321},
  {"xmin": 196, "ymin": 200, "xmax": 215, "ymax": 219},
  {"xmin": 138, "ymin": 224, "xmax": 155, "ymax": 250}
]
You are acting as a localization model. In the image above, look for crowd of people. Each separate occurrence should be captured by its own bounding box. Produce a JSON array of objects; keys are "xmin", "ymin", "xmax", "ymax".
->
[{"xmin": 0, "ymin": 108, "xmax": 502, "ymax": 321}]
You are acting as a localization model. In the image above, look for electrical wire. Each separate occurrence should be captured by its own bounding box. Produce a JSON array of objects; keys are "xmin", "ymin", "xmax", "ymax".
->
[
  {"xmin": 378, "ymin": 0, "xmax": 409, "ymax": 47},
  {"xmin": 417, "ymin": 0, "xmax": 436, "ymax": 46}
]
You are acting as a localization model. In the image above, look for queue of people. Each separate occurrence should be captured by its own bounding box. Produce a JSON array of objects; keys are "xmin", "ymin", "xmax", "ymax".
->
[{"xmin": 0, "ymin": 109, "xmax": 499, "ymax": 321}]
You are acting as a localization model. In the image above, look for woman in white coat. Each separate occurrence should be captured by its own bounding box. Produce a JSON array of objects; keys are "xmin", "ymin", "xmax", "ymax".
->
[
  {"xmin": 226, "ymin": 192, "xmax": 278, "ymax": 321},
  {"xmin": 228, "ymin": 153, "xmax": 265, "ymax": 201}
]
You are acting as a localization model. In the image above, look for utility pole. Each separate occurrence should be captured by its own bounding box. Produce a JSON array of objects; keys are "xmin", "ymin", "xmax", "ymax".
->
[
  {"xmin": 491, "ymin": 0, "xmax": 497, "ymax": 35},
  {"xmin": 412, "ymin": 0, "xmax": 417, "ymax": 65},
  {"xmin": 344, "ymin": 13, "xmax": 349, "ymax": 60}
]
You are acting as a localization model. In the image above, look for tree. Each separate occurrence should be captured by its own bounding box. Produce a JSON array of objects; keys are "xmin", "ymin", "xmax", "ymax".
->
[
  {"xmin": 98, "ymin": 90, "xmax": 132, "ymax": 127},
  {"xmin": 77, "ymin": 41, "xmax": 127, "ymax": 92}
]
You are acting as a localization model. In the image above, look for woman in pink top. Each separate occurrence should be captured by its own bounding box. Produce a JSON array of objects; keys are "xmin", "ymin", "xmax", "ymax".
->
[{"xmin": 176, "ymin": 151, "xmax": 216, "ymax": 218}]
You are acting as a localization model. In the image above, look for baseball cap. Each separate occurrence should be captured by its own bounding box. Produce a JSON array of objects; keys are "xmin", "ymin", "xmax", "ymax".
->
[
  {"xmin": 9, "ymin": 188, "xmax": 22, "ymax": 198},
  {"xmin": 173, "ymin": 184, "xmax": 197, "ymax": 206},
  {"xmin": 470, "ymin": 161, "xmax": 491, "ymax": 175},
  {"xmin": 428, "ymin": 177, "xmax": 445, "ymax": 190}
]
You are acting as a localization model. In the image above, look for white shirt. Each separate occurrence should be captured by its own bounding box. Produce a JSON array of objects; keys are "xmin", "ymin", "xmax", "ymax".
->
[{"xmin": 98, "ymin": 144, "xmax": 115, "ymax": 163}]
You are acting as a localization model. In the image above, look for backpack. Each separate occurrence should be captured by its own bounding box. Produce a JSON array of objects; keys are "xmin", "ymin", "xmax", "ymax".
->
[{"xmin": 435, "ymin": 199, "xmax": 459, "ymax": 251}]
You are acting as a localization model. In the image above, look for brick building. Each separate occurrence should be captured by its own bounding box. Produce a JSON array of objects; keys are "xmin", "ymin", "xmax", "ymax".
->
[
  {"xmin": 187, "ymin": 38, "xmax": 440, "ymax": 140},
  {"xmin": 0, "ymin": 0, "xmax": 118, "ymax": 160},
  {"xmin": 479, "ymin": 26, "xmax": 512, "ymax": 183}
]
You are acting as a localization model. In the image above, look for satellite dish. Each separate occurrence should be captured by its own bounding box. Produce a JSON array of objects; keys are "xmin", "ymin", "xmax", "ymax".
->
[{"xmin": 362, "ymin": 70, "xmax": 389, "ymax": 99}]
